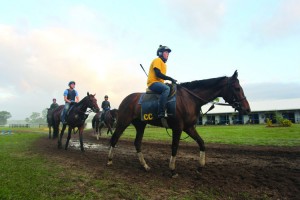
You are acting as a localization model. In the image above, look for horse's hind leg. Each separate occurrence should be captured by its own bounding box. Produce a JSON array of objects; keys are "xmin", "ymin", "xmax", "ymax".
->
[
  {"xmin": 48, "ymin": 126, "xmax": 51, "ymax": 139},
  {"xmin": 78, "ymin": 127, "xmax": 85, "ymax": 152},
  {"xmin": 132, "ymin": 120, "xmax": 149, "ymax": 171},
  {"xmin": 107, "ymin": 121, "xmax": 130, "ymax": 166},
  {"xmin": 184, "ymin": 127, "xmax": 206, "ymax": 174}
]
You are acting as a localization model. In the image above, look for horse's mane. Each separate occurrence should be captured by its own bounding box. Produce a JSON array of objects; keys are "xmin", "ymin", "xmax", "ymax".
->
[{"xmin": 179, "ymin": 76, "xmax": 227, "ymax": 90}]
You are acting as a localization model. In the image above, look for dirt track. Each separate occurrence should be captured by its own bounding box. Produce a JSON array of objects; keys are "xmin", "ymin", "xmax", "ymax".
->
[{"xmin": 33, "ymin": 131, "xmax": 299, "ymax": 200}]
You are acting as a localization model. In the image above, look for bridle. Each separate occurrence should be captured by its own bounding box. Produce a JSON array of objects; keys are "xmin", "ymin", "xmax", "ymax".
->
[
  {"xmin": 76, "ymin": 95, "xmax": 99, "ymax": 114},
  {"xmin": 226, "ymin": 77, "xmax": 248, "ymax": 112}
]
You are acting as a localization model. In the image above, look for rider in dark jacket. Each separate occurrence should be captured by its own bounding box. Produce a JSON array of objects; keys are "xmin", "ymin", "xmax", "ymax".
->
[{"xmin": 101, "ymin": 95, "xmax": 111, "ymax": 122}]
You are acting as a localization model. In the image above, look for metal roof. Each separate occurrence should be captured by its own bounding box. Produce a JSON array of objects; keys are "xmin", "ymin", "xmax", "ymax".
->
[{"xmin": 202, "ymin": 98, "xmax": 300, "ymax": 114}]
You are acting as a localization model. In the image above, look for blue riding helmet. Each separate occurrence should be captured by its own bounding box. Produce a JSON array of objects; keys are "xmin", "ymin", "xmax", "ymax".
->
[{"xmin": 68, "ymin": 81, "xmax": 75, "ymax": 86}]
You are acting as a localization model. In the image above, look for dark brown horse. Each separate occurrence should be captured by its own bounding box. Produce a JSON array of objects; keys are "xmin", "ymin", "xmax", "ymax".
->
[
  {"xmin": 47, "ymin": 108, "xmax": 55, "ymax": 139},
  {"xmin": 92, "ymin": 112, "xmax": 101, "ymax": 136},
  {"xmin": 107, "ymin": 71, "xmax": 251, "ymax": 177},
  {"xmin": 92, "ymin": 109, "xmax": 118, "ymax": 140},
  {"xmin": 53, "ymin": 93, "xmax": 100, "ymax": 152}
]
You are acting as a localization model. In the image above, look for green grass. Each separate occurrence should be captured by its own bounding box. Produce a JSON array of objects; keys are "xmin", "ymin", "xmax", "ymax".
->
[
  {"xmin": 0, "ymin": 132, "xmax": 146, "ymax": 200},
  {"xmin": 118, "ymin": 124, "xmax": 300, "ymax": 147}
]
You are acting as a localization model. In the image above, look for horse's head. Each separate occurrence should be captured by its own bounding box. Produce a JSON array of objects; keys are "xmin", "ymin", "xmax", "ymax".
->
[
  {"xmin": 222, "ymin": 70, "xmax": 251, "ymax": 115},
  {"xmin": 86, "ymin": 92, "xmax": 100, "ymax": 113}
]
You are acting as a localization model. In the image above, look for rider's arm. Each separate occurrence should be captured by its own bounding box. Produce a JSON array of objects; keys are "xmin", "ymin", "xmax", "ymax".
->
[
  {"xmin": 64, "ymin": 95, "xmax": 71, "ymax": 103},
  {"xmin": 154, "ymin": 68, "xmax": 176, "ymax": 83}
]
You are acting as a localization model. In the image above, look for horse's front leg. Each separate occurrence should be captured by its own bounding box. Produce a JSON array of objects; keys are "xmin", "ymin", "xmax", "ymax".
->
[
  {"xmin": 169, "ymin": 129, "xmax": 182, "ymax": 178},
  {"xmin": 78, "ymin": 127, "xmax": 85, "ymax": 152},
  {"xmin": 184, "ymin": 126, "xmax": 206, "ymax": 174},
  {"xmin": 107, "ymin": 123, "xmax": 114, "ymax": 135},
  {"xmin": 65, "ymin": 127, "xmax": 72, "ymax": 150},
  {"xmin": 58, "ymin": 124, "xmax": 67, "ymax": 149}
]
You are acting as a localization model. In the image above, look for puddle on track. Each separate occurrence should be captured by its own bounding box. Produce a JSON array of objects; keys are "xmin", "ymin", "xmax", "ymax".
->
[
  {"xmin": 68, "ymin": 139, "xmax": 136, "ymax": 155},
  {"xmin": 69, "ymin": 140, "xmax": 108, "ymax": 151}
]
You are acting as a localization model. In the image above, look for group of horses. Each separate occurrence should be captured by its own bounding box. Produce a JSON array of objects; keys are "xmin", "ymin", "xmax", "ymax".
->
[
  {"xmin": 47, "ymin": 71, "xmax": 251, "ymax": 177},
  {"xmin": 47, "ymin": 93, "xmax": 118, "ymax": 151}
]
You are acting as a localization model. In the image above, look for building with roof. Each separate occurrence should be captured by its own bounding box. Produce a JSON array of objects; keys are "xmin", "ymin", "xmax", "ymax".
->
[{"xmin": 198, "ymin": 98, "xmax": 300, "ymax": 125}]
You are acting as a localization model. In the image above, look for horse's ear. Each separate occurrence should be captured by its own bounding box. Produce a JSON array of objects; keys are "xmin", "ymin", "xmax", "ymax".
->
[
  {"xmin": 87, "ymin": 92, "xmax": 90, "ymax": 96},
  {"xmin": 232, "ymin": 70, "xmax": 238, "ymax": 79}
]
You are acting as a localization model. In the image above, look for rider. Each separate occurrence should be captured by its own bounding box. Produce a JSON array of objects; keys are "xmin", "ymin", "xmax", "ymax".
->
[
  {"xmin": 50, "ymin": 98, "xmax": 59, "ymax": 110},
  {"xmin": 61, "ymin": 81, "xmax": 79, "ymax": 124},
  {"xmin": 147, "ymin": 45, "xmax": 177, "ymax": 119},
  {"xmin": 101, "ymin": 95, "xmax": 111, "ymax": 122}
]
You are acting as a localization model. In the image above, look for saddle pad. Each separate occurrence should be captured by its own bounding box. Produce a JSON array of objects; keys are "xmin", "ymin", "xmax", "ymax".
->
[{"xmin": 138, "ymin": 93, "xmax": 176, "ymax": 121}]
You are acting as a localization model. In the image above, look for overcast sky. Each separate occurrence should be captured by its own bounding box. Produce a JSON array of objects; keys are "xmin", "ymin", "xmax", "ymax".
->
[{"xmin": 0, "ymin": 0, "xmax": 299, "ymax": 120}]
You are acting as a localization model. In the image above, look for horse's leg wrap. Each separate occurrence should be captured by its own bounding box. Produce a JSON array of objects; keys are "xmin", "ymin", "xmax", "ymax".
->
[
  {"xmin": 107, "ymin": 146, "xmax": 114, "ymax": 166},
  {"xmin": 137, "ymin": 152, "xmax": 150, "ymax": 171},
  {"xmin": 169, "ymin": 156, "xmax": 178, "ymax": 178},
  {"xmin": 169, "ymin": 156, "xmax": 176, "ymax": 170},
  {"xmin": 199, "ymin": 151, "xmax": 206, "ymax": 167}
]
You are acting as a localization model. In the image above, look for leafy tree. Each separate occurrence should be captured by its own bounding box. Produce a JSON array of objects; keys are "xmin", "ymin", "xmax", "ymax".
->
[
  {"xmin": 0, "ymin": 111, "xmax": 12, "ymax": 125},
  {"xmin": 25, "ymin": 109, "xmax": 47, "ymax": 124}
]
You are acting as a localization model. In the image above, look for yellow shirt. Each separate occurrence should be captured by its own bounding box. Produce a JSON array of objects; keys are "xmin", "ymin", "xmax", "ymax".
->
[{"xmin": 147, "ymin": 57, "xmax": 167, "ymax": 87}]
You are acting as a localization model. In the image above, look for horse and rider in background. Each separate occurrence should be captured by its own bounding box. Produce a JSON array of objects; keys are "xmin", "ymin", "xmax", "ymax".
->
[
  {"xmin": 47, "ymin": 98, "xmax": 59, "ymax": 139},
  {"xmin": 92, "ymin": 109, "xmax": 118, "ymax": 140}
]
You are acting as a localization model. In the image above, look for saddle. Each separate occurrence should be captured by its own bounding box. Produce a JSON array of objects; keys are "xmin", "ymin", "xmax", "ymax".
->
[
  {"xmin": 138, "ymin": 84, "xmax": 177, "ymax": 121},
  {"xmin": 60, "ymin": 103, "xmax": 88, "ymax": 123}
]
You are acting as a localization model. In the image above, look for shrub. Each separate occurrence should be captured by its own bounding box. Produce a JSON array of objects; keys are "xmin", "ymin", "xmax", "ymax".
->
[
  {"xmin": 280, "ymin": 119, "xmax": 292, "ymax": 127},
  {"xmin": 266, "ymin": 118, "xmax": 273, "ymax": 127}
]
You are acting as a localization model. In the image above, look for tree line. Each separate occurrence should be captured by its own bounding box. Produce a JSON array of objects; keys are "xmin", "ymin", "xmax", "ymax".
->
[{"xmin": 0, "ymin": 109, "xmax": 48, "ymax": 125}]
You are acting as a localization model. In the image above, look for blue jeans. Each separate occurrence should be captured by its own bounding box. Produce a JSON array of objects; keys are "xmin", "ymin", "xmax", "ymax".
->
[
  {"xmin": 149, "ymin": 82, "xmax": 170, "ymax": 116},
  {"xmin": 62, "ymin": 103, "xmax": 70, "ymax": 122}
]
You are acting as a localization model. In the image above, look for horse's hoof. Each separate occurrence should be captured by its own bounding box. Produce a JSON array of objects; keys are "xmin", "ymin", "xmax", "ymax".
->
[
  {"xmin": 144, "ymin": 165, "xmax": 151, "ymax": 172},
  {"xmin": 107, "ymin": 160, "xmax": 113, "ymax": 166},
  {"xmin": 196, "ymin": 167, "xmax": 203, "ymax": 178},
  {"xmin": 171, "ymin": 170, "xmax": 178, "ymax": 178}
]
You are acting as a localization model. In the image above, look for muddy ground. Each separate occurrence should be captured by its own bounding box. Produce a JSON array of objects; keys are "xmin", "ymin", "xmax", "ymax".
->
[{"xmin": 33, "ymin": 131, "xmax": 299, "ymax": 200}]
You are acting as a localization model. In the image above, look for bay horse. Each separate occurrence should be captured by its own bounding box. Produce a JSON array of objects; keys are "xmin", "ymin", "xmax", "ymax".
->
[
  {"xmin": 107, "ymin": 71, "xmax": 251, "ymax": 177},
  {"xmin": 95, "ymin": 109, "xmax": 118, "ymax": 140},
  {"xmin": 53, "ymin": 93, "xmax": 100, "ymax": 152}
]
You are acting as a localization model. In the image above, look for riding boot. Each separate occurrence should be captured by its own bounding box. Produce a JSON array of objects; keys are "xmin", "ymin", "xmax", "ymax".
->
[{"xmin": 159, "ymin": 110, "xmax": 169, "ymax": 128}]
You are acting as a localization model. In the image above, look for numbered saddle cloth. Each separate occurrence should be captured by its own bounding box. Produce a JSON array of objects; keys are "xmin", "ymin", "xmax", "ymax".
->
[{"xmin": 138, "ymin": 85, "xmax": 176, "ymax": 121}]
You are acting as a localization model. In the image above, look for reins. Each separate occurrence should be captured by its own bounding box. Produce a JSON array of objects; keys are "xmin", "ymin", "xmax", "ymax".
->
[{"xmin": 177, "ymin": 84, "xmax": 233, "ymax": 116}]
